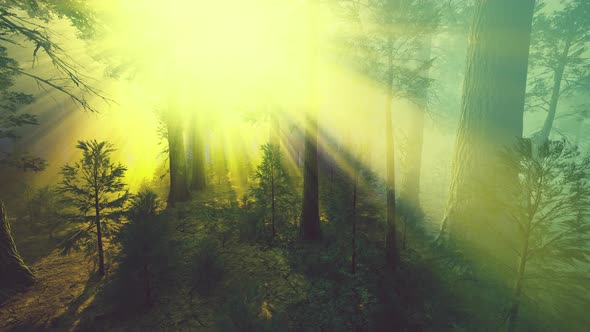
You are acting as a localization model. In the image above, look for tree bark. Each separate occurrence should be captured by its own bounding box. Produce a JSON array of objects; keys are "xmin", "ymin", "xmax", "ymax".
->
[
  {"xmin": 438, "ymin": 0, "xmax": 536, "ymax": 242},
  {"xmin": 167, "ymin": 111, "xmax": 191, "ymax": 207},
  {"xmin": 189, "ymin": 113, "xmax": 207, "ymax": 191},
  {"xmin": 0, "ymin": 200, "xmax": 35, "ymax": 295}
]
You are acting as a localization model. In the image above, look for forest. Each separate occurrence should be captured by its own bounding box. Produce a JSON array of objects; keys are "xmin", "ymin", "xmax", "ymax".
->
[{"xmin": 0, "ymin": 0, "xmax": 589, "ymax": 331}]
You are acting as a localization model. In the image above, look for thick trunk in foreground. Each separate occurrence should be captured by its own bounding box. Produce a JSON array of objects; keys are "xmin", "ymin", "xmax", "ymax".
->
[
  {"xmin": 0, "ymin": 200, "xmax": 34, "ymax": 295},
  {"xmin": 167, "ymin": 113, "xmax": 191, "ymax": 207},
  {"xmin": 189, "ymin": 114, "xmax": 207, "ymax": 191},
  {"xmin": 438, "ymin": 0, "xmax": 535, "ymax": 242}
]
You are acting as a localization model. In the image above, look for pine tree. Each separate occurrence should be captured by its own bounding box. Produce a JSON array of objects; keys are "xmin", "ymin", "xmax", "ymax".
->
[
  {"xmin": 495, "ymin": 139, "xmax": 590, "ymax": 331},
  {"xmin": 527, "ymin": 0, "xmax": 590, "ymax": 149},
  {"xmin": 251, "ymin": 143, "xmax": 291, "ymax": 241},
  {"xmin": 59, "ymin": 140, "xmax": 129, "ymax": 277},
  {"xmin": 0, "ymin": 0, "xmax": 100, "ymax": 298}
]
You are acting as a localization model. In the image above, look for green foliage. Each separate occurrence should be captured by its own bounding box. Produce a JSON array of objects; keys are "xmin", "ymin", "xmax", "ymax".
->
[
  {"xmin": 58, "ymin": 140, "xmax": 129, "ymax": 260},
  {"xmin": 0, "ymin": 2, "xmax": 102, "ymax": 111},
  {"xmin": 2, "ymin": 1, "xmax": 96, "ymax": 35},
  {"xmin": 249, "ymin": 143, "xmax": 297, "ymax": 242},
  {"xmin": 335, "ymin": 0, "xmax": 439, "ymax": 100},
  {"xmin": 22, "ymin": 185, "xmax": 65, "ymax": 238},
  {"xmin": 527, "ymin": 0, "xmax": 590, "ymax": 113},
  {"xmin": 0, "ymin": 1, "xmax": 101, "ymax": 172},
  {"xmin": 0, "ymin": 43, "xmax": 44, "ymax": 171},
  {"xmin": 112, "ymin": 190, "xmax": 169, "ymax": 309},
  {"xmin": 127, "ymin": 190, "xmax": 160, "ymax": 220},
  {"xmin": 497, "ymin": 138, "xmax": 590, "ymax": 328}
]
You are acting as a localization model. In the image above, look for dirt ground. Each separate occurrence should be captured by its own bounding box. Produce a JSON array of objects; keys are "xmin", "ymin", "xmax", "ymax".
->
[{"xmin": 0, "ymin": 251, "xmax": 100, "ymax": 331}]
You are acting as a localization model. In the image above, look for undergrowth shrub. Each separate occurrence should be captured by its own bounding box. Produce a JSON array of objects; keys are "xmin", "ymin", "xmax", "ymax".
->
[{"xmin": 110, "ymin": 190, "xmax": 170, "ymax": 310}]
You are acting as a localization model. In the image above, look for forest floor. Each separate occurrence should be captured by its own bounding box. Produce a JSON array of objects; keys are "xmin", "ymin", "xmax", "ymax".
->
[
  {"xmin": 0, "ymin": 183, "xmax": 308, "ymax": 331},
  {"xmin": 0, "ymin": 250, "xmax": 98, "ymax": 331},
  {"xmin": 0, "ymin": 179, "xmax": 454, "ymax": 331}
]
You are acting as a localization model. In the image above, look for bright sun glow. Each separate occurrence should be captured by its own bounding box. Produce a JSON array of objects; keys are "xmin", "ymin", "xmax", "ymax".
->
[
  {"xmin": 99, "ymin": 0, "xmax": 312, "ymax": 103},
  {"xmin": 23, "ymin": 0, "xmax": 420, "ymax": 192}
]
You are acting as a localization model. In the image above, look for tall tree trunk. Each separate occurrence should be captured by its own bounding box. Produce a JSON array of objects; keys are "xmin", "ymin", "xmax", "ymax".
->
[
  {"xmin": 0, "ymin": 200, "xmax": 35, "ymax": 295},
  {"xmin": 95, "ymin": 194, "xmax": 105, "ymax": 277},
  {"xmin": 189, "ymin": 113, "xmax": 207, "ymax": 191},
  {"xmin": 401, "ymin": 37, "xmax": 432, "ymax": 211},
  {"xmin": 437, "ymin": 0, "xmax": 536, "ymax": 242},
  {"xmin": 167, "ymin": 112, "xmax": 191, "ymax": 207},
  {"xmin": 351, "ymin": 167, "xmax": 358, "ymax": 274},
  {"xmin": 301, "ymin": 0, "xmax": 321, "ymax": 241},
  {"xmin": 535, "ymin": 39, "xmax": 571, "ymax": 148},
  {"xmin": 385, "ymin": 37, "xmax": 399, "ymax": 268},
  {"xmin": 301, "ymin": 114, "xmax": 321, "ymax": 240}
]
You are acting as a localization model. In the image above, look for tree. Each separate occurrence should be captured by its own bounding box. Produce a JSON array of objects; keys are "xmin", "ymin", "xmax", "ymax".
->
[
  {"xmin": 361, "ymin": 0, "xmax": 437, "ymax": 266},
  {"xmin": 21, "ymin": 185, "xmax": 65, "ymax": 240},
  {"xmin": 0, "ymin": 201, "xmax": 34, "ymax": 298},
  {"xmin": 59, "ymin": 140, "xmax": 129, "ymax": 277},
  {"xmin": 251, "ymin": 143, "xmax": 291, "ymax": 241},
  {"xmin": 115, "ymin": 190, "xmax": 167, "ymax": 308},
  {"xmin": 243, "ymin": 101, "xmax": 283, "ymax": 149},
  {"xmin": 527, "ymin": 0, "xmax": 590, "ymax": 149},
  {"xmin": 400, "ymin": 36, "xmax": 432, "ymax": 212},
  {"xmin": 163, "ymin": 108, "xmax": 191, "ymax": 206},
  {"xmin": 351, "ymin": 156, "xmax": 359, "ymax": 274},
  {"xmin": 437, "ymin": 0, "xmax": 536, "ymax": 243},
  {"xmin": 0, "ymin": 1, "xmax": 101, "ymax": 296},
  {"xmin": 494, "ymin": 139, "xmax": 590, "ymax": 331},
  {"xmin": 189, "ymin": 112, "xmax": 207, "ymax": 191},
  {"xmin": 301, "ymin": 0, "xmax": 321, "ymax": 241}
]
